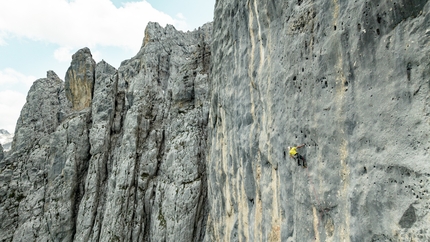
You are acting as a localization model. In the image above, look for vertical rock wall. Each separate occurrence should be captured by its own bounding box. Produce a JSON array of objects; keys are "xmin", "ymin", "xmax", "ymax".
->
[
  {"xmin": 94, "ymin": 22, "xmax": 212, "ymax": 242},
  {"xmin": 0, "ymin": 71, "xmax": 72, "ymax": 241},
  {"xmin": 206, "ymin": 0, "xmax": 429, "ymax": 241},
  {"xmin": 0, "ymin": 22, "xmax": 212, "ymax": 242}
]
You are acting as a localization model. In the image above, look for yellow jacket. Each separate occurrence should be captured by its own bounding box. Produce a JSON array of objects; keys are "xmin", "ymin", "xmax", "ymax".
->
[{"xmin": 289, "ymin": 147, "xmax": 297, "ymax": 156}]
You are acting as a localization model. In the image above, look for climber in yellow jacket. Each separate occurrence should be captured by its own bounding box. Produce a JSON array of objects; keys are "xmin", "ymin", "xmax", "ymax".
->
[{"xmin": 288, "ymin": 144, "xmax": 307, "ymax": 168}]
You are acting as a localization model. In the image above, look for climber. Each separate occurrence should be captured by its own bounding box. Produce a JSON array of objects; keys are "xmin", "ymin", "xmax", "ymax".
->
[{"xmin": 288, "ymin": 144, "xmax": 307, "ymax": 168}]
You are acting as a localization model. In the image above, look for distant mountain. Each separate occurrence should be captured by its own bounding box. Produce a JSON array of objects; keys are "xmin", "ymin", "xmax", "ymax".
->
[{"xmin": 0, "ymin": 129, "xmax": 13, "ymax": 151}]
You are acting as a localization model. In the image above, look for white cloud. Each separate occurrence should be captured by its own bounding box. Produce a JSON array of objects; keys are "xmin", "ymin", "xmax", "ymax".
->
[
  {"xmin": 54, "ymin": 46, "xmax": 74, "ymax": 62},
  {"xmin": 0, "ymin": 31, "xmax": 7, "ymax": 46},
  {"xmin": 0, "ymin": 0, "xmax": 188, "ymax": 54},
  {"xmin": 0, "ymin": 90, "xmax": 26, "ymax": 133},
  {"xmin": 176, "ymin": 13, "xmax": 185, "ymax": 20},
  {"xmin": 0, "ymin": 68, "xmax": 35, "ymax": 88},
  {"xmin": 0, "ymin": 68, "xmax": 36, "ymax": 132},
  {"xmin": 91, "ymin": 50, "xmax": 104, "ymax": 63}
]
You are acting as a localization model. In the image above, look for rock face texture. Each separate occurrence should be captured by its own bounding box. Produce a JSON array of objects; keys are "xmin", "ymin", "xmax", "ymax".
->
[
  {"xmin": 206, "ymin": 0, "xmax": 430, "ymax": 241},
  {"xmin": 1, "ymin": 1, "xmax": 430, "ymax": 242},
  {"xmin": 0, "ymin": 70, "xmax": 72, "ymax": 241},
  {"xmin": 0, "ymin": 22, "xmax": 212, "ymax": 242},
  {"xmin": 65, "ymin": 47, "xmax": 96, "ymax": 111}
]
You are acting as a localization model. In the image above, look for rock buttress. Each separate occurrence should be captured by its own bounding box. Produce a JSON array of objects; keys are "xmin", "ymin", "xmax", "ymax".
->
[
  {"xmin": 0, "ymin": 70, "xmax": 72, "ymax": 241},
  {"xmin": 96, "ymin": 22, "xmax": 212, "ymax": 242}
]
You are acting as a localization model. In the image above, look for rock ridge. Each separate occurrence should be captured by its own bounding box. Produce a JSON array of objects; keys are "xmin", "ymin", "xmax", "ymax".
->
[{"xmin": 0, "ymin": 22, "xmax": 212, "ymax": 242}]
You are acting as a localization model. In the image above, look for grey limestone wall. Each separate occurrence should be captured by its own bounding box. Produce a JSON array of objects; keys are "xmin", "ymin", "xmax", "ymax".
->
[
  {"xmin": 206, "ymin": 0, "xmax": 430, "ymax": 241},
  {"xmin": 0, "ymin": 22, "xmax": 212, "ymax": 242}
]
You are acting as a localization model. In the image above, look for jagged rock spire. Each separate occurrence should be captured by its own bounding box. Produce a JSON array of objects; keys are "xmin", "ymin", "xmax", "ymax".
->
[{"xmin": 65, "ymin": 47, "xmax": 96, "ymax": 111}]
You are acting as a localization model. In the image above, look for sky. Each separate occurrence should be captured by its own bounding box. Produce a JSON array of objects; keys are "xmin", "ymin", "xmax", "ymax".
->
[{"xmin": 0, "ymin": 0, "xmax": 215, "ymax": 134}]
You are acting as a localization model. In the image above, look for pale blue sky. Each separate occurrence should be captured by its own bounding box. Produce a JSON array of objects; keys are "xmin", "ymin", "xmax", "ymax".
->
[{"xmin": 0, "ymin": 0, "xmax": 215, "ymax": 133}]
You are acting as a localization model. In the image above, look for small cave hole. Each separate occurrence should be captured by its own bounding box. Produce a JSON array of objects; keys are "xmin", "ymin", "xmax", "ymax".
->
[{"xmin": 334, "ymin": 25, "xmax": 337, "ymax": 31}]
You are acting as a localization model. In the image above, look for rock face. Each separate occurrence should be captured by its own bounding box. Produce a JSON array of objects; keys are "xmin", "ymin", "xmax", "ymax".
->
[
  {"xmin": 206, "ymin": 0, "xmax": 429, "ymax": 241},
  {"xmin": 65, "ymin": 47, "xmax": 96, "ymax": 111},
  {"xmin": 1, "ymin": 1, "xmax": 430, "ymax": 242},
  {"xmin": 0, "ymin": 22, "xmax": 211, "ymax": 242},
  {"xmin": 0, "ymin": 70, "xmax": 72, "ymax": 241}
]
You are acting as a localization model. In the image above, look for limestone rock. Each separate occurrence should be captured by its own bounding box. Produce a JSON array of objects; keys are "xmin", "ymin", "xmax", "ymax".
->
[
  {"xmin": 0, "ymin": 70, "xmax": 72, "ymax": 241},
  {"xmin": 206, "ymin": 0, "xmax": 430, "ymax": 241},
  {"xmin": 97, "ymin": 22, "xmax": 212, "ymax": 242},
  {"xmin": 65, "ymin": 47, "xmax": 96, "ymax": 111},
  {"xmin": 73, "ymin": 60, "xmax": 117, "ymax": 242},
  {"xmin": 12, "ymin": 70, "xmax": 71, "ymax": 152},
  {"xmin": 0, "ymin": 22, "xmax": 212, "ymax": 242}
]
